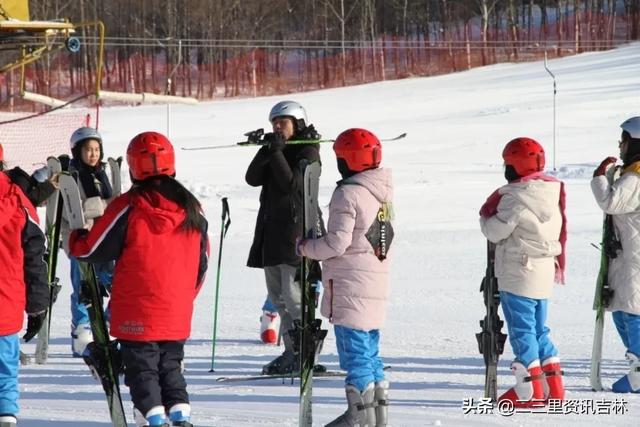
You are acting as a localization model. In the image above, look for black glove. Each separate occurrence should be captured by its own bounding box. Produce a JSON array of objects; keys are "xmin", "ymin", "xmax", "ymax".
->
[
  {"xmin": 264, "ymin": 132, "xmax": 286, "ymax": 153},
  {"xmin": 23, "ymin": 311, "xmax": 47, "ymax": 342}
]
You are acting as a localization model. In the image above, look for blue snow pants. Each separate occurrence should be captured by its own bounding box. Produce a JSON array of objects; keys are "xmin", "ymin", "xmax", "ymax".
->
[
  {"xmin": 612, "ymin": 311, "xmax": 640, "ymax": 357},
  {"xmin": 70, "ymin": 256, "xmax": 113, "ymax": 327},
  {"xmin": 334, "ymin": 325, "xmax": 385, "ymax": 392},
  {"xmin": 500, "ymin": 291, "xmax": 558, "ymax": 367},
  {"xmin": 0, "ymin": 334, "xmax": 19, "ymax": 416}
]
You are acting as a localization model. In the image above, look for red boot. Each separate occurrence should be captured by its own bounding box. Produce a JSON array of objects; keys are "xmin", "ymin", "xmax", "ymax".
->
[
  {"xmin": 498, "ymin": 360, "xmax": 545, "ymax": 408},
  {"xmin": 542, "ymin": 357, "xmax": 565, "ymax": 401}
]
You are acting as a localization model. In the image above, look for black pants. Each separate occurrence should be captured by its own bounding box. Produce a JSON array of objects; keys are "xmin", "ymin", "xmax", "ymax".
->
[{"xmin": 120, "ymin": 340, "xmax": 188, "ymax": 415}]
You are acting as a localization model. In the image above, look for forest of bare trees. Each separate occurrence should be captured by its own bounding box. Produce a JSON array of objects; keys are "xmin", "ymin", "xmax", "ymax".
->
[{"xmin": 1, "ymin": 0, "xmax": 638, "ymax": 108}]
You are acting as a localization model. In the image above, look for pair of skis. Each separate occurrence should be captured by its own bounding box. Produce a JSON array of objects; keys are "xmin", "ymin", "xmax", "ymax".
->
[
  {"xmin": 476, "ymin": 241, "xmax": 507, "ymax": 402},
  {"xmin": 181, "ymin": 132, "xmax": 407, "ymax": 151},
  {"xmin": 590, "ymin": 214, "xmax": 618, "ymax": 391},
  {"xmin": 57, "ymin": 169, "xmax": 127, "ymax": 426},
  {"xmin": 34, "ymin": 155, "xmax": 68, "ymax": 364},
  {"xmin": 590, "ymin": 166, "xmax": 621, "ymax": 392}
]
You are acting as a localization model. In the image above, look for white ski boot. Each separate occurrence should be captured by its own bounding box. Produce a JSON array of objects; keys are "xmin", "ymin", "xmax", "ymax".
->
[
  {"xmin": 325, "ymin": 382, "xmax": 376, "ymax": 427},
  {"xmin": 374, "ymin": 380, "xmax": 389, "ymax": 426},
  {"xmin": 71, "ymin": 323, "xmax": 93, "ymax": 357},
  {"xmin": 0, "ymin": 415, "xmax": 17, "ymax": 427}
]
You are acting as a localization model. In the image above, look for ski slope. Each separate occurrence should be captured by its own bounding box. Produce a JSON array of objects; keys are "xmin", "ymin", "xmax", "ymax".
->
[{"xmin": 17, "ymin": 42, "xmax": 640, "ymax": 426}]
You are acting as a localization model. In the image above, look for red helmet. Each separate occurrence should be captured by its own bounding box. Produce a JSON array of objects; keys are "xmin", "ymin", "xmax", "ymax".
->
[
  {"xmin": 126, "ymin": 132, "xmax": 176, "ymax": 181},
  {"xmin": 333, "ymin": 128, "xmax": 382, "ymax": 172},
  {"xmin": 502, "ymin": 137, "xmax": 545, "ymax": 176}
]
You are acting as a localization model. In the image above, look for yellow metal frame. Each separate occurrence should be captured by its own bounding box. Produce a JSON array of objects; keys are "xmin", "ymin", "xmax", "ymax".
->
[{"xmin": 1, "ymin": 20, "xmax": 105, "ymax": 97}]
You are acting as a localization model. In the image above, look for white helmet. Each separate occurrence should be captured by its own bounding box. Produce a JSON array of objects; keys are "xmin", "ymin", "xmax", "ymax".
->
[
  {"xmin": 70, "ymin": 127, "xmax": 102, "ymax": 151},
  {"xmin": 268, "ymin": 100, "xmax": 308, "ymax": 129},
  {"xmin": 621, "ymin": 116, "xmax": 640, "ymax": 139}
]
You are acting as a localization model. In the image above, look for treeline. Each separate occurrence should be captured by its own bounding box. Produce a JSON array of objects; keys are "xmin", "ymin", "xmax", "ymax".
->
[{"xmin": 2, "ymin": 0, "xmax": 638, "ymax": 106}]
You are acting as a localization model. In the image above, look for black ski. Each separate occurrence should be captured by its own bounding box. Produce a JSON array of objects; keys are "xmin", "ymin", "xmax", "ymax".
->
[
  {"xmin": 475, "ymin": 241, "xmax": 507, "ymax": 402},
  {"xmin": 293, "ymin": 161, "xmax": 327, "ymax": 427},
  {"xmin": 58, "ymin": 174, "xmax": 127, "ymax": 427},
  {"xmin": 34, "ymin": 155, "xmax": 68, "ymax": 364},
  {"xmin": 217, "ymin": 365, "xmax": 390, "ymax": 383},
  {"xmin": 216, "ymin": 370, "xmax": 345, "ymax": 383}
]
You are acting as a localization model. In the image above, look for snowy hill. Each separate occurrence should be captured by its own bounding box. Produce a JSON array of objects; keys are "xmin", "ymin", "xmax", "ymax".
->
[{"xmin": 18, "ymin": 42, "xmax": 640, "ymax": 426}]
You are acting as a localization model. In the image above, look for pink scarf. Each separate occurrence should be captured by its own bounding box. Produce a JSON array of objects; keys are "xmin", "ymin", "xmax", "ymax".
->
[{"xmin": 479, "ymin": 172, "xmax": 567, "ymax": 285}]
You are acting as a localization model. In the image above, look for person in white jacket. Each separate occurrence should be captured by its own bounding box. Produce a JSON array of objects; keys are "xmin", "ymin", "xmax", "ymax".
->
[
  {"xmin": 479, "ymin": 137, "xmax": 567, "ymax": 407},
  {"xmin": 298, "ymin": 128, "xmax": 393, "ymax": 427},
  {"xmin": 591, "ymin": 116, "xmax": 640, "ymax": 393}
]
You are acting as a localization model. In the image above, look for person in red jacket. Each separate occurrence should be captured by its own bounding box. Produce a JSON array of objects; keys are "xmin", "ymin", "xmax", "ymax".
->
[
  {"xmin": 69, "ymin": 132, "xmax": 209, "ymax": 427},
  {"xmin": 0, "ymin": 148, "xmax": 50, "ymax": 427}
]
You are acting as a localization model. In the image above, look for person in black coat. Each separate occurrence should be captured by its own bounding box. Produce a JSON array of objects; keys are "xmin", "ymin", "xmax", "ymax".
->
[{"xmin": 245, "ymin": 100, "xmax": 322, "ymax": 374}]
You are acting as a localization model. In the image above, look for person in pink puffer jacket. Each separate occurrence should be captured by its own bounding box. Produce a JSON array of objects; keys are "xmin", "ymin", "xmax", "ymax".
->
[{"xmin": 298, "ymin": 128, "xmax": 394, "ymax": 427}]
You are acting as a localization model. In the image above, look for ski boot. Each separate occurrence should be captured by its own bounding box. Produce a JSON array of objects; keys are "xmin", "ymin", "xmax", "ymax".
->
[
  {"xmin": 325, "ymin": 382, "xmax": 376, "ymax": 427},
  {"xmin": 612, "ymin": 352, "xmax": 640, "ymax": 393},
  {"xmin": 135, "ymin": 406, "xmax": 169, "ymax": 427},
  {"xmin": 374, "ymin": 380, "xmax": 389, "ymax": 426},
  {"xmin": 262, "ymin": 350, "xmax": 297, "ymax": 375},
  {"xmin": 169, "ymin": 403, "xmax": 193, "ymax": 426},
  {"xmin": 542, "ymin": 357, "xmax": 565, "ymax": 401},
  {"xmin": 498, "ymin": 360, "xmax": 545, "ymax": 407},
  {"xmin": 72, "ymin": 323, "xmax": 93, "ymax": 357},
  {"xmin": 260, "ymin": 310, "xmax": 280, "ymax": 344},
  {"xmin": 0, "ymin": 415, "xmax": 17, "ymax": 427}
]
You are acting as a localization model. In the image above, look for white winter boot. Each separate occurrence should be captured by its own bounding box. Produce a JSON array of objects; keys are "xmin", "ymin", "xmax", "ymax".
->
[
  {"xmin": 374, "ymin": 381, "xmax": 389, "ymax": 426},
  {"xmin": 260, "ymin": 310, "xmax": 280, "ymax": 344},
  {"xmin": 325, "ymin": 382, "xmax": 376, "ymax": 427},
  {"xmin": 71, "ymin": 323, "xmax": 93, "ymax": 357}
]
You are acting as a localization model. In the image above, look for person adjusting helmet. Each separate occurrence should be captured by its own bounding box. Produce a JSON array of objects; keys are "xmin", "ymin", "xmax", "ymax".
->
[
  {"xmin": 69, "ymin": 131, "xmax": 208, "ymax": 427},
  {"xmin": 334, "ymin": 128, "xmax": 382, "ymax": 178},
  {"xmin": 502, "ymin": 137, "xmax": 545, "ymax": 182},
  {"xmin": 127, "ymin": 131, "xmax": 176, "ymax": 181}
]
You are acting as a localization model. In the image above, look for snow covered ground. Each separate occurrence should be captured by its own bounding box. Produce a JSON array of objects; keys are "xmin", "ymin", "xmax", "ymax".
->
[{"xmin": 16, "ymin": 42, "xmax": 640, "ymax": 426}]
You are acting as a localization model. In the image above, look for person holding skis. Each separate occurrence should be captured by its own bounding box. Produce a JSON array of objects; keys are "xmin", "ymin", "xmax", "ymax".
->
[
  {"xmin": 479, "ymin": 137, "xmax": 566, "ymax": 407},
  {"xmin": 297, "ymin": 128, "xmax": 393, "ymax": 427},
  {"xmin": 62, "ymin": 127, "xmax": 119, "ymax": 357},
  {"xmin": 0, "ymin": 146, "xmax": 50, "ymax": 427},
  {"xmin": 591, "ymin": 116, "xmax": 640, "ymax": 393},
  {"xmin": 245, "ymin": 100, "xmax": 323, "ymax": 374},
  {"xmin": 69, "ymin": 131, "xmax": 208, "ymax": 427}
]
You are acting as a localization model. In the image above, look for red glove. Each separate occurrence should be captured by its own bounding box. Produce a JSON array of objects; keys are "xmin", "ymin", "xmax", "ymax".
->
[
  {"xmin": 479, "ymin": 189, "xmax": 502, "ymax": 218},
  {"xmin": 593, "ymin": 156, "xmax": 617, "ymax": 177}
]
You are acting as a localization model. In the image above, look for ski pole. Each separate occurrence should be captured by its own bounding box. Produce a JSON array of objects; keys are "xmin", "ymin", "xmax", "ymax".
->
[
  {"xmin": 544, "ymin": 51, "xmax": 557, "ymax": 171},
  {"xmin": 210, "ymin": 197, "xmax": 231, "ymax": 372}
]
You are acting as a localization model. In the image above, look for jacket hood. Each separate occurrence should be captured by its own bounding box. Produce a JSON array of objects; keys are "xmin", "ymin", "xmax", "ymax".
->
[
  {"xmin": 342, "ymin": 167, "xmax": 393, "ymax": 203},
  {"xmin": 500, "ymin": 179, "xmax": 560, "ymax": 222},
  {"xmin": 132, "ymin": 190, "xmax": 187, "ymax": 234}
]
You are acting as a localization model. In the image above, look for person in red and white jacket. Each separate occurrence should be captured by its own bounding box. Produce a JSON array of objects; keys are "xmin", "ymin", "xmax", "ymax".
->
[
  {"xmin": 0, "ymin": 145, "xmax": 50, "ymax": 427},
  {"xmin": 69, "ymin": 132, "xmax": 209, "ymax": 427}
]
